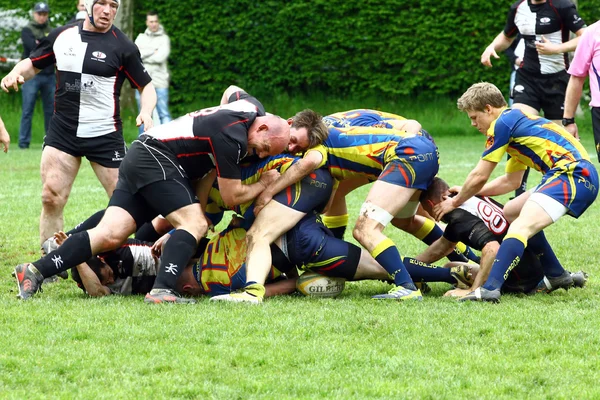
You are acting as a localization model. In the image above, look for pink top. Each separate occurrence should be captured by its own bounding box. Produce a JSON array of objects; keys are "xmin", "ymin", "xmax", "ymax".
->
[{"xmin": 569, "ymin": 21, "xmax": 600, "ymax": 107}]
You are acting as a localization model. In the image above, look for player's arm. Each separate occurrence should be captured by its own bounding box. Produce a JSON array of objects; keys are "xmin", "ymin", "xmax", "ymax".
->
[
  {"xmin": 434, "ymin": 160, "xmax": 497, "ymax": 220},
  {"xmin": 195, "ymin": 170, "xmax": 217, "ymax": 211},
  {"xmin": 1, "ymin": 59, "xmax": 39, "ymax": 92},
  {"xmin": 478, "ymin": 168, "xmax": 525, "ymax": 196},
  {"xmin": 253, "ymin": 150, "xmax": 324, "ymax": 215},
  {"xmin": 218, "ymin": 170, "xmax": 279, "ymax": 208},
  {"xmin": 469, "ymin": 241, "xmax": 500, "ymax": 290},
  {"xmin": 265, "ymin": 269, "xmax": 299, "ymax": 297},
  {"xmin": 386, "ymin": 119, "xmax": 422, "ymax": 134},
  {"xmin": 481, "ymin": 32, "xmax": 515, "ymax": 67},
  {"xmin": 220, "ymin": 85, "xmax": 245, "ymax": 105},
  {"xmin": 563, "ymin": 75, "xmax": 586, "ymax": 139},
  {"xmin": 136, "ymin": 81, "xmax": 157, "ymax": 132},
  {"xmin": 416, "ymin": 237, "xmax": 456, "ymax": 264},
  {"xmin": 536, "ymin": 28, "xmax": 584, "ymax": 55},
  {"xmin": 0, "ymin": 114, "xmax": 10, "ymax": 153},
  {"xmin": 75, "ymin": 263, "xmax": 112, "ymax": 297}
]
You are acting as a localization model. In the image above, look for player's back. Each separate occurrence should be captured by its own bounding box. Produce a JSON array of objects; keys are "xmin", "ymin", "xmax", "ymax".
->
[{"xmin": 324, "ymin": 109, "xmax": 406, "ymax": 128}]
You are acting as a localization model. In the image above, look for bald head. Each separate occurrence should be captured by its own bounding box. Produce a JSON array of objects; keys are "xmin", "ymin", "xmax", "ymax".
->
[{"xmin": 248, "ymin": 115, "xmax": 291, "ymax": 158}]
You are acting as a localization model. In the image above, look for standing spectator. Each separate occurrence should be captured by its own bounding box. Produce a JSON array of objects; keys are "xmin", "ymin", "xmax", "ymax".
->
[
  {"xmin": 1, "ymin": 0, "xmax": 156, "ymax": 247},
  {"xmin": 68, "ymin": 0, "xmax": 87, "ymax": 23},
  {"xmin": 18, "ymin": 2, "xmax": 54, "ymax": 149},
  {"xmin": 504, "ymin": 35, "xmax": 524, "ymax": 107},
  {"xmin": 135, "ymin": 11, "xmax": 171, "ymax": 134},
  {"xmin": 563, "ymin": 20, "xmax": 600, "ymax": 161},
  {"xmin": 0, "ymin": 114, "xmax": 10, "ymax": 153},
  {"xmin": 480, "ymin": 0, "xmax": 585, "ymax": 197}
]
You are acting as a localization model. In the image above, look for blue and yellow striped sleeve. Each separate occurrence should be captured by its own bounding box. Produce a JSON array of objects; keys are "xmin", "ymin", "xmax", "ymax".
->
[{"xmin": 482, "ymin": 118, "xmax": 511, "ymax": 163}]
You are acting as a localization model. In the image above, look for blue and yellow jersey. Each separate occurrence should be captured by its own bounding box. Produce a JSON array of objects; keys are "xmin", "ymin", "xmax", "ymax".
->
[
  {"xmin": 483, "ymin": 109, "xmax": 590, "ymax": 174},
  {"xmin": 323, "ymin": 109, "xmax": 406, "ymax": 129},
  {"xmin": 311, "ymin": 126, "xmax": 422, "ymax": 181},
  {"xmin": 192, "ymin": 227, "xmax": 282, "ymax": 296}
]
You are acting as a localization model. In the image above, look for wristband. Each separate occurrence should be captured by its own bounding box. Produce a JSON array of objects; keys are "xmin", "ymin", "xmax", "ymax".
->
[{"xmin": 562, "ymin": 118, "xmax": 575, "ymax": 126}]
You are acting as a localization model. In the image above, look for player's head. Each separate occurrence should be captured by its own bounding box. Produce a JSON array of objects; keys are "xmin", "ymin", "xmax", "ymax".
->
[
  {"xmin": 457, "ymin": 82, "xmax": 507, "ymax": 134},
  {"xmin": 146, "ymin": 10, "xmax": 160, "ymax": 33},
  {"xmin": 248, "ymin": 114, "xmax": 290, "ymax": 158},
  {"xmin": 84, "ymin": 0, "xmax": 119, "ymax": 31},
  {"xmin": 32, "ymin": 2, "xmax": 50, "ymax": 24},
  {"xmin": 77, "ymin": 0, "xmax": 86, "ymax": 11},
  {"xmin": 420, "ymin": 177, "xmax": 450, "ymax": 216},
  {"xmin": 70, "ymin": 257, "xmax": 115, "ymax": 292},
  {"xmin": 287, "ymin": 109, "xmax": 329, "ymax": 154}
]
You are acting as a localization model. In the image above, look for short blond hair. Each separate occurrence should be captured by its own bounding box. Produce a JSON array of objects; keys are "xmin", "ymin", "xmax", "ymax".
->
[
  {"xmin": 457, "ymin": 82, "xmax": 507, "ymax": 112},
  {"xmin": 292, "ymin": 109, "xmax": 329, "ymax": 148}
]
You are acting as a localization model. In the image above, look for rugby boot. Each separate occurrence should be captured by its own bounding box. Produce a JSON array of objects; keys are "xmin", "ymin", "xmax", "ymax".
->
[
  {"xmin": 459, "ymin": 287, "xmax": 501, "ymax": 303},
  {"xmin": 533, "ymin": 271, "xmax": 577, "ymax": 294},
  {"xmin": 210, "ymin": 283, "xmax": 265, "ymax": 304},
  {"xmin": 450, "ymin": 264, "xmax": 478, "ymax": 289},
  {"xmin": 571, "ymin": 271, "xmax": 588, "ymax": 288},
  {"xmin": 14, "ymin": 263, "xmax": 44, "ymax": 300},
  {"xmin": 144, "ymin": 288, "xmax": 196, "ymax": 304},
  {"xmin": 372, "ymin": 286, "xmax": 423, "ymax": 301}
]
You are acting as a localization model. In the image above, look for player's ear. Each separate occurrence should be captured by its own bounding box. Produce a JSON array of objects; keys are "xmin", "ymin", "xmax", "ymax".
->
[{"xmin": 287, "ymin": 118, "xmax": 293, "ymax": 126}]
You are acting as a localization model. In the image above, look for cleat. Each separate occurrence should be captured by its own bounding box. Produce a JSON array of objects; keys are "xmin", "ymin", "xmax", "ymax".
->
[
  {"xmin": 41, "ymin": 237, "xmax": 59, "ymax": 256},
  {"xmin": 14, "ymin": 263, "xmax": 44, "ymax": 300},
  {"xmin": 538, "ymin": 271, "xmax": 574, "ymax": 293},
  {"xmin": 415, "ymin": 281, "xmax": 431, "ymax": 294},
  {"xmin": 459, "ymin": 287, "xmax": 501, "ymax": 303},
  {"xmin": 450, "ymin": 264, "xmax": 477, "ymax": 289},
  {"xmin": 372, "ymin": 286, "xmax": 423, "ymax": 301},
  {"xmin": 210, "ymin": 290, "xmax": 263, "ymax": 304},
  {"xmin": 571, "ymin": 271, "xmax": 588, "ymax": 288},
  {"xmin": 144, "ymin": 288, "xmax": 196, "ymax": 304}
]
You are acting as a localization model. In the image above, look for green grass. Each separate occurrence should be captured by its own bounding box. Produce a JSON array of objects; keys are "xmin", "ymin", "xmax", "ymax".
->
[{"xmin": 1, "ymin": 97, "xmax": 600, "ymax": 398}]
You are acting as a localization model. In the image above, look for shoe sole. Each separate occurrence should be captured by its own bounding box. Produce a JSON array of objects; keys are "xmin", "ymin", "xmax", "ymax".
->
[{"xmin": 14, "ymin": 264, "xmax": 31, "ymax": 300}]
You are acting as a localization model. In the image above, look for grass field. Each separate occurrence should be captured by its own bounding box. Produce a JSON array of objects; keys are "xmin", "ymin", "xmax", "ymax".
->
[{"xmin": 1, "ymin": 96, "xmax": 600, "ymax": 399}]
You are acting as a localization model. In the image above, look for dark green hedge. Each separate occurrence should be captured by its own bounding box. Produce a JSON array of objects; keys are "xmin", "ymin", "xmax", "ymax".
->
[{"xmin": 1, "ymin": 1, "xmax": 598, "ymax": 114}]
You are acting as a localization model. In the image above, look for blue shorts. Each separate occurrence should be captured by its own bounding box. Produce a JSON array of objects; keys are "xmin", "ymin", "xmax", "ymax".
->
[
  {"xmin": 272, "ymin": 167, "xmax": 333, "ymax": 214},
  {"xmin": 535, "ymin": 159, "xmax": 598, "ymax": 218},
  {"xmin": 378, "ymin": 135, "xmax": 439, "ymax": 190}
]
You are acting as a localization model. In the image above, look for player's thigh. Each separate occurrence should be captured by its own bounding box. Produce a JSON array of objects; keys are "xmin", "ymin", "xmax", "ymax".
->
[
  {"xmin": 512, "ymin": 70, "xmax": 542, "ymax": 112},
  {"xmin": 248, "ymin": 201, "xmax": 305, "ymax": 243},
  {"xmin": 88, "ymin": 205, "xmax": 138, "ymax": 252},
  {"xmin": 506, "ymin": 199, "xmax": 555, "ymax": 239},
  {"xmin": 364, "ymin": 180, "xmax": 418, "ymax": 216},
  {"xmin": 90, "ymin": 162, "xmax": 119, "ymax": 196},
  {"xmin": 164, "ymin": 202, "xmax": 207, "ymax": 240},
  {"xmin": 503, "ymin": 190, "xmax": 532, "ymax": 223},
  {"xmin": 41, "ymin": 145, "xmax": 81, "ymax": 196},
  {"xmin": 354, "ymin": 249, "xmax": 388, "ymax": 280}
]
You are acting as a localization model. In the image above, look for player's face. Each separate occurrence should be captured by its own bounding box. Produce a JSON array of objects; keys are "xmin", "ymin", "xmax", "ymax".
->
[
  {"xmin": 33, "ymin": 11, "xmax": 49, "ymax": 24},
  {"xmin": 146, "ymin": 15, "xmax": 159, "ymax": 32},
  {"xmin": 77, "ymin": 0, "xmax": 86, "ymax": 11},
  {"xmin": 466, "ymin": 109, "xmax": 495, "ymax": 134},
  {"xmin": 98, "ymin": 265, "xmax": 115, "ymax": 285},
  {"xmin": 92, "ymin": 0, "xmax": 118, "ymax": 30},
  {"xmin": 288, "ymin": 126, "xmax": 310, "ymax": 154}
]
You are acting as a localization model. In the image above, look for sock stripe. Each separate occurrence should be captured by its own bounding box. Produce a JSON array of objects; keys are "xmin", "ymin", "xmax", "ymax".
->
[
  {"xmin": 414, "ymin": 218, "xmax": 435, "ymax": 240},
  {"xmin": 504, "ymin": 233, "xmax": 528, "ymax": 246},
  {"xmin": 322, "ymin": 214, "xmax": 349, "ymax": 229},
  {"xmin": 371, "ymin": 238, "xmax": 395, "ymax": 259}
]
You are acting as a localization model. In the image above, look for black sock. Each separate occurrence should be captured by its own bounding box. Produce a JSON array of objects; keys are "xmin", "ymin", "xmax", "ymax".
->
[
  {"xmin": 135, "ymin": 222, "xmax": 162, "ymax": 242},
  {"xmin": 152, "ymin": 230, "xmax": 197, "ymax": 290},
  {"xmin": 66, "ymin": 210, "xmax": 105, "ymax": 235},
  {"xmin": 33, "ymin": 231, "xmax": 93, "ymax": 278},
  {"xmin": 329, "ymin": 226, "xmax": 346, "ymax": 240}
]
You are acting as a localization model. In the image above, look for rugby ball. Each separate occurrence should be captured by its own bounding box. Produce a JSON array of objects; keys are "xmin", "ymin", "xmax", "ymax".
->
[{"xmin": 296, "ymin": 272, "xmax": 346, "ymax": 298}]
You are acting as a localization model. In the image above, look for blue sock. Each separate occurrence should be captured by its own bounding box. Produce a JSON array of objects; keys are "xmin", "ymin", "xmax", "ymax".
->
[
  {"xmin": 483, "ymin": 235, "xmax": 526, "ymax": 291},
  {"xmin": 415, "ymin": 219, "xmax": 468, "ymax": 262},
  {"xmin": 527, "ymin": 231, "xmax": 565, "ymax": 278},
  {"xmin": 372, "ymin": 238, "xmax": 416, "ymax": 290},
  {"xmin": 403, "ymin": 257, "xmax": 453, "ymax": 284}
]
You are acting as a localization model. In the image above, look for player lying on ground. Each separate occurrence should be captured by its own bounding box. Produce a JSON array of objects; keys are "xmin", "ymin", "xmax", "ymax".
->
[
  {"xmin": 418, "ymin": 177, "xmax": 588, "ymax": 297},
  {"xmin": 434, "ymin": 82, "xmax": 598, "ymax": 302}
]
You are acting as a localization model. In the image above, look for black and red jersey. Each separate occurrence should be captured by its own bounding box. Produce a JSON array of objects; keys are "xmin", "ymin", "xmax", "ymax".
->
[{"xmin": 29, "ymin": 21, "xmax": 151, "ymax": 138}]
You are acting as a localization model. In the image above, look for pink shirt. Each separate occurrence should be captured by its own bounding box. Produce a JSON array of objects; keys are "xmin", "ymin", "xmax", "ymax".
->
[{"xmin": 569, "ymin": 21, "xmax": 600, "ymax": 107}]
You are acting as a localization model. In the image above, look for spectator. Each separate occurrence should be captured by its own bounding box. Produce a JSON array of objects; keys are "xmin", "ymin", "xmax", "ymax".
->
[
  {"xmin": 18, "ymin": 2, "xmax": 54, "ymax": 149},
  {"xmin": 68, "ymin": 0, "xmax": 86, "ymax": 23},
  {"xmin": 135, "ymin": 11, "xmax": 171, "ymax": 134}
]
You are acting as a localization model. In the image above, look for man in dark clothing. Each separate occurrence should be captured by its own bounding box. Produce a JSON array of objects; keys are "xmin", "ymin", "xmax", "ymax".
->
[{"xmin": 18, "ymin": 2, "xmax": 55, "ymax": 149}]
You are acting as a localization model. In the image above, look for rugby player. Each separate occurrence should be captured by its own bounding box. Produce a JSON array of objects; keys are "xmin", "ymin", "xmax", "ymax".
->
[{"xmin": 434, "ymin": 82, "xmax": 598, "ymax": 302}]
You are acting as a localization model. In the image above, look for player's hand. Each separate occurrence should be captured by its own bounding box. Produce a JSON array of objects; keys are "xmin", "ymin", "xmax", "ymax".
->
[
  {"xmin": 53, "ymin": 231, "xmax": 69, "ymax": 246},
  {"xmin": 448, "ymin": 186, "xmax": 461, "ymax": 194},
  {"xmin": 480, "ymin": 46, "xmax": 499, "ymax": 67},
  {"xmin": 444, "ymin": 288, "xmax": 472, "ymax": 297},
  {"xmin": 1, "ymin": 72, "xmax": 25, "ymax": 92},
  {"xmin": 564, "ymin": 123, "xmax": 580, "ymax": 140},
  {"xmin": 433, "ymin": 196, "xmax": 456, "ymax": 221},
  {"xmin": 535, "ymin": 36, "xmax": 560, "ymax": 55},
  {"xmin": 136, "ymin": 111, "xmax": 154, "ymax": 131},
  {"xmin": 151, "ymin": 232, "xmax": 171, "ymax": 258},
  {"xmin": 253, "ymin": 192, "xmax": 272, "ymax": 216},
  {"xmin": 0, "ymin": 125, "xmax": 10, "ymax": 153},
  {"xmin": 259, "ymin": 169, "xmax": 280, "ymax": 187}
]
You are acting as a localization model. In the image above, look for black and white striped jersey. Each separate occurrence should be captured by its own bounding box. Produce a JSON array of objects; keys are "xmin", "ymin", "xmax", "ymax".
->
[
  {"xmin": 504, "ymin": 0, "xmax": 585, "ymax": 75},
  {"xmin": 143, "ymin": 91, "xmax": 265, "ymax": 180},
  {"xmin": 29, "ymin": 21, "xmax": 152, "ymax": 138}
]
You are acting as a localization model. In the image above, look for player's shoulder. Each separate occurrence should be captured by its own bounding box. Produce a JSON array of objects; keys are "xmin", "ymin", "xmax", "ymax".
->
[
  {"xmin": 110, "ymin": 26, "xmax": 138, "ymax": 49},
  {"xmin": 549, "ymin": 0, "xmax": 577, "ymax": 10},
  {"xmin": 509, "ymin": 0, "xmax": 527, "ymax": 12}
]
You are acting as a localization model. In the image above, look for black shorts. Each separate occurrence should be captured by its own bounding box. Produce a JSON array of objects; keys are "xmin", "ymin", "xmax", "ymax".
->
[
  {"xmin": 467, "ymin": 221, "xmax": 499, "ymax": 251},
  {"xmin": 591, "ymin": 107, "xmax": 600, "ymax": 163},
  {"xmin": 512, "ymin": 69, "xmax": 569, "ymax": 120},
  {"xmin": 43, "ymin": 119, "xmax": 127, "ymax": 168}
]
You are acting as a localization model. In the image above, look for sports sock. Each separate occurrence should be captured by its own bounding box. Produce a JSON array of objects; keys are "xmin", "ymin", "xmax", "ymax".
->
[
  {"xmin": 33, "ymin": 231, "xmax": 93, "ymax": 278},
  {"xmin": 413, "ymin": 218, "xmax": 468, "ymax": 262},
  {"xmin": 402, "ymin": 256, "xmax": 453, "ymax": 284},
  {"xmin": 152, "ymin": 229, "xmax": 198, "ymax": 290},
  {"xmin": 322, "ymin": 214, "xmax": 348, "ymax": 240},
  {"xmin": 456, "ymin": 242, "xmax": 481, "ymax": 263},
  {"xmin": 482, "ymin": 234, "xmax": 526, "ymax": 291},
  {"xmin": 526, "ymin": 231, "xmax": 565, "ymax": 278},
  {"xmin": 135, "ymin": 222, "xmax": 162, "ymax": 242},
  {"xmin": 372, "ymin": 238, "xmax": 416, "ymax": 290},
  {"xmin": 66, "ymin": 210, "xmax": 105, "ymax": 235}
]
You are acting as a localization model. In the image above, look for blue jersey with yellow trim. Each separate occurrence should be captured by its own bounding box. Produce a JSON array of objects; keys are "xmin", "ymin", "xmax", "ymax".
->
[
  {"xmin": 312, "ymin": 126, "xmax": 428, "ymax": 181},
  {"xmin": 482, "ymin": 109, "xmax": 590, "ymax": 174},
  {"xmin": 323, "ymin": 109, "xmax": 406, "ymax": 129}
]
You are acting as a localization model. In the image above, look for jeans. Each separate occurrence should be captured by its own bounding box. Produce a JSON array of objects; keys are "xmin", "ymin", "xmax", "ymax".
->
[
  {"xmin": 136, "ymin": 87, "xmax": 172, "ymax": 135},
  {"xmin": 19, "ymin": 73, "xmax": 55, "ymax": 148}
]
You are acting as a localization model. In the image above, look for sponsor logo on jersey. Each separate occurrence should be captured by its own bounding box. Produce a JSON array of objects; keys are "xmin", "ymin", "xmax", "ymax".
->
[
  {"xmin": 81, "ymin": 79, "xmax": 97, "ymax": 95},
  {"xmin": 540, "ymin": 17, "xmax": 551, "ymax": 25},
  {"xmin": 514, "ymin": 84, "xmax": 525, "ymax": 93},
  {"xmin": 91, "ymin": 51, "xmax": 106, "ymax": 63},
  {"xmin": 64, "ymin": 47, "xmax": 77, "ymax": 57}
]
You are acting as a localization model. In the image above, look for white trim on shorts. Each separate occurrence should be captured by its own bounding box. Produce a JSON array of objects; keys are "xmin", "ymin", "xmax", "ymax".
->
[
  {"xmin": 395, "ymin": 201, "xmax": 420, "ymax": 219},
  {"xmin": 528, "ymin": 192, "xmax": 568, "ymax": 222}
]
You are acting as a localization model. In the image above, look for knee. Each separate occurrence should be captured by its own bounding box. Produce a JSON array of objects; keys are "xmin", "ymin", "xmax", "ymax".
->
[
  {"xmin": 41, "ymin": 186, "xmax": 68, "ymax": 210},
  {"xmin": 482, "ymin": 242, "xmax": 500, "ymax": 259}
]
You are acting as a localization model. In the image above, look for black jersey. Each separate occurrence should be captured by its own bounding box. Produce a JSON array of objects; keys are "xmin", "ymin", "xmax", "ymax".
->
[
  {"xmin": 29, "ymin": 21, "xmax": 152, "ymax": 138},
  {"xmin": 504, "ymin": 0, "xmax": 585, "ymax": 75},
  {"xmin": 443, "ymin": 196, "xmax": 509, "ymax": 249},
  {"xmin": 143, "ymin": 91, "xmax": 265, "ymax": 180},
  {"xmin": 100, "ymin": 239, "xmax": 157, "ymax": 295}
]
